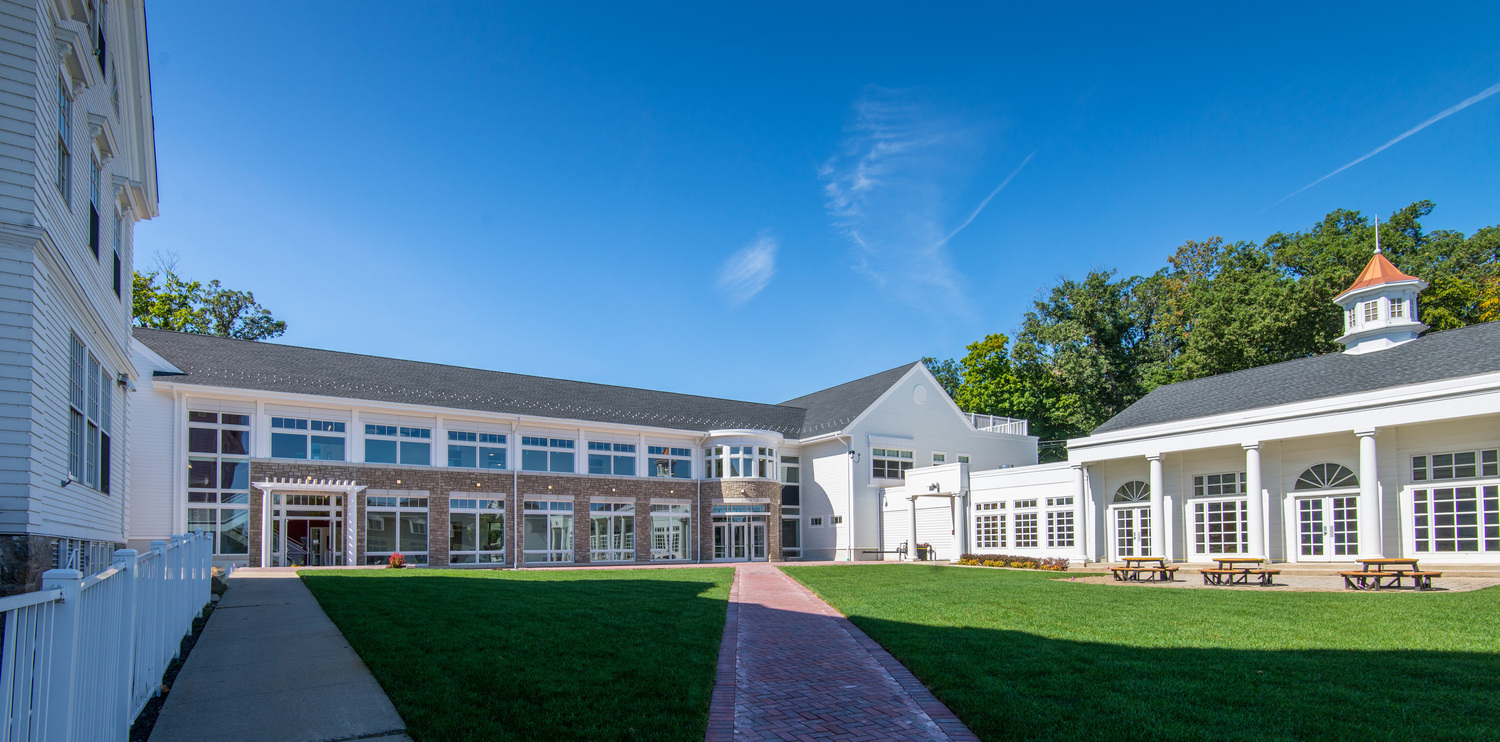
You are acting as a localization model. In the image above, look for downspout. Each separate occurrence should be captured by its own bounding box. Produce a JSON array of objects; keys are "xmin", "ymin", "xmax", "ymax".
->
[
  {"xmin": 694, "ymin": 433, "xmax": 708, "ymax": 564},
  {"xmin": 840, "ymin": 434, "xmax": 854, "ymax": 562},
  {"xmin": 512, "ymin": 421, "xmax": 520, "ymax": 570}
]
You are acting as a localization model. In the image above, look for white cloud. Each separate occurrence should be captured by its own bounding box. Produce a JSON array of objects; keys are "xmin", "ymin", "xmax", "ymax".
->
[
  {"xmin": 820, "ymin": 87, "xmax": 1030, "ymax": 316},
  {"xmin": 717, "ymin": 234, "xmax": 778, "ymax": 305}
]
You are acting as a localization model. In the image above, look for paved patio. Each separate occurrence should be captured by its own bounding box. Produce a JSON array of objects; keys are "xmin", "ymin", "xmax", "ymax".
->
[
  {"xmin": 148, "ymin": 569, "xmax": 411, "ymax": 742},
  {"xmin": 708, "ymin": 563, "xmax": 977, "ymax": 741}
]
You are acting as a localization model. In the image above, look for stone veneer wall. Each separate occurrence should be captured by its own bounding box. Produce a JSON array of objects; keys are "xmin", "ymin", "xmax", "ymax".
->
[
  {"xmin": 248, "ymin": 460, "xmax": 784, "ymax": 567},
  {"xmin": 0, "ymin": 535, "xmax": 125, "ymax": 597}
]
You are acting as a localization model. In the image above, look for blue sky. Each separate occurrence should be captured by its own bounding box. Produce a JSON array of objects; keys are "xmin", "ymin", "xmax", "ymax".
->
[{"xmin": 137, "ymin": 2, "xmax": 1500, "ymax": 404}]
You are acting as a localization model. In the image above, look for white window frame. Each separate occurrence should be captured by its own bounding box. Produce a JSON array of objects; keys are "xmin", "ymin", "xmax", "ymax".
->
[
  {"xmin": 647, "ymin": 446, "xmax": 693, "ymax": 478},
  {"xmin": 1362, "ymin": 300, "xmax": 1379, "ymax": 323},
  {"xmin": 932, "ymin": 452, "xmax": 947, "ymax": 466},
  {"xmin": 957, "ymin": 454, "xmax": 971, "ymax": 465},
  {"xmin": 364, "ymin": 424, "xmax": 432, "ymax": 466},
  {"xmin": 975, "ymin": 511, "xmax": 1005, "ymax": 549},
  {"xmin": 589, "ymin": 501, "xmax": 635, "ymax": 561},
  {"xmin": 871, "ymin": 448, "xmax": 915, "ymax": 480},
  {"xmin": 1192, "ymin": 472, "xmax": 1247, "ymax": 497},
  {"xmin": 650, "ymin": 503, "xmax": 692, "ymax": 560},
  {"xmin": 271, "ymin": 417, "xmax": 347, "ymax": 461},
  {"xmin": 447, "ymin": 431, "xmax": 508, "ymax": 470},
  {"xmin": 186, "ymin": 410, "xmax": 251, "ymax": 556},
  {"xmin": 448, "ymin": 498, "xmax": 505, "ymax": 564},
  {"xmin": 587, "ymin": 441, "xmax": 638, "ymax": 476},
  {"xmin": 1390, "ymin": 297, "xmax": 1405, "ymax": 319},
  {"xmin": 365, "ymin": 496, "xmax": 429, "ymax": 565},
  {"xmin": 704, "ymin": 445, "xmax": 776, "ymax": 479},
  {"xmin": 1412, "ymin": 449, "xmax": 1499, "ymax": 482},
  {"xmin": 521, "ymin": 436, "xmax": 575, "ymax": 473},
  {"xmin": 809, "ymin": 516, "xmax": 824, "ymax": 528},
  {"xmin": 522, "ymin": 499, "xmax": 574, "ymax": 562},
  {"xmin": 1409, "ymin": 484, "xmax": 1499, "ymax": 555}
]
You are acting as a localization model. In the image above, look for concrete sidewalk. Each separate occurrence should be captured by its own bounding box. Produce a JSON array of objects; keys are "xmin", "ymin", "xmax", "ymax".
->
[{"xmin": 148, "ymin": 569, "xmax": 411, "ymax": 742}]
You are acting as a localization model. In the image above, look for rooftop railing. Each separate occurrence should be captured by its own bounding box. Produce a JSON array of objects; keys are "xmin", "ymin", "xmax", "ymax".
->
[{"xmin": 965, "ymin": 413, "xmax": 1029, "ymax": 436}]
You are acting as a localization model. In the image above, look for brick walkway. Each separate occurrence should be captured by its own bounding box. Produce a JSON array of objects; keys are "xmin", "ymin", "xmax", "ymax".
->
[{"xmin": 708, "ymin": 563, "xmax": 977, "ymax": 741}]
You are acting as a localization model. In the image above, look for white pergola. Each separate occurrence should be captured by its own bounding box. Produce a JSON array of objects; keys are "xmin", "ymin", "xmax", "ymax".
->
[{"xmin": 251, "ymin": 478, "xmax": 366, "ymax": 567}]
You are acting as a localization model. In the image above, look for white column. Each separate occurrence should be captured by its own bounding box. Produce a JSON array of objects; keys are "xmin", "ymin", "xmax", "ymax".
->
[
  {"xmin": 254, "ymin": 400, "xmax": 270, "ymax": 459},
  {"xmin": 1072, "ymin": 465, "xmax": 1088, "ymax": 561},
  {"xmin": 1357, "ymin": 429, "xmax": 1381, "ymax": 558},
  {"xmin": 1148, "ymin": 455, "xmax": 1164, "ymax": 558},
  {"xmin": 1244, "ymin": 443, "xmax": 1264, "ymax": 558},
  {"xmin": 908, "ymin": 495, "xmax": 918, "ymax": 559},
  {"xmin": 259, "ymin": 486, "xmax": 272, "ymax": 567}
]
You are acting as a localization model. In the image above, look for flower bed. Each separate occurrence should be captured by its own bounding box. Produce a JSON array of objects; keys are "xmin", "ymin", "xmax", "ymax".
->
[{"xmin": 956, "ymin": 554, "xmax": 1070, "ymax": 571}]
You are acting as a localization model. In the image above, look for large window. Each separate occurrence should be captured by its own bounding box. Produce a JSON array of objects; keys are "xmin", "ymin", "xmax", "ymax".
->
[
  {"xmin": 448, "ymin": 431, "xmax": 507, "ymax": 469},
  {"xmin": 271, "ymin": 417, "xmax": 346, "ymax": 461},
  {"xmin": 704, "ymin": 445, "xmax": 776, "ymax": 479},
  {"xmin": 1412, "ymin": 486, "xmax": 1499, "ymax": 554},
  {"xmin": 871, "ymin": 448, "xmax": 914, "ymax": 480},
  {"xmin": 589, "ymin": 502, "xmax": 635, "ymax": 561},
  {"xmin": 186, "ymin": 410, "xmax": 251, "ymax": 555},
  {"xmin": 1413, "ymin": 450, "xmax": 1499, "ymax": 482},
  {"xmin": 648, "ymin": 446, "xmax": 692, "ymax": 478},
  {"xmin": 1015, "ymin": 510, "xmax": 1038, "ymax": 548},
  {"xmin": 449, "ymin": 498, "xmax": 505, "ymax": 563},
  {"xmin": 651, "ymin": 504, "xmax": 691, "ymax": 560},
  {"xmin": 366, "ymin": 425, "xmax": 430, "ymax": 466},
  {"xmin": 1194, "ymin": 500, "xmax": 1248, "ymax": 555},
  {"xmin": 523, "ymin": 500, "xmax": 574, "ymax": 562},
  {"xmin": 67, "ymin": 335, "xmax": 113, "ymax": 493},
  {"xmin": 366, "ymin": 496, "xmax": 428, "ymax": 564},
  {"xmin": 588, "ymin": 442, "xmax": 637, "ymax": 476},
  {"xmin": 781, "ymin": 481, "xmax": 800, "ymax": 560},
  {"xmin": 1046, "ymin": 497, "xmax": 1074, "ymax": 548},
  {"xmin": 976, "ymin": 502, "xmax": 1004, "ymax": 549},
  {"xmin": 522, "ymin": 436, "xmax": 574, "ymax": 473}
]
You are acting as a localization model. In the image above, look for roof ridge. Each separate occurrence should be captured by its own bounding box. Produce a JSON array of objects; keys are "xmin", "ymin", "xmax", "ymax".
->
[{"xmin": 778, "ymin": 361, "xmax": 921, "ymax": 406}]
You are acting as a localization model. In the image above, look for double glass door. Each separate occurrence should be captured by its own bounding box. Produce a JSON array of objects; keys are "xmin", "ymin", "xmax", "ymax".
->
[
  {"xmin": 1298, "ymin": 495, "xmax": 1358, "ymax": 560},
  {"xmin": 273, "ymin": 515, "xmax": 342, "ymax": 566},
  {"xmin": 713, "ymin": 519, "xmax": 767, "ymax": 561},
  {"xmin": 1113, "ymin": 507, "xmax": 1151, "ymax": 558}
]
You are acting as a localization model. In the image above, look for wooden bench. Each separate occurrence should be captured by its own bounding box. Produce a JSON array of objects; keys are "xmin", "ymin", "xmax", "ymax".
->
[
  {"xmin": 1110, "ymin": 566, "xmax": 1178, "ymax": 582},
  {"xmin": 1342, "ymin": 569, "xmax": 1444, "ymax": 591},
  {"xmin": 1202, "ymin": 568, "xmax": 1278, "ymax": 586}
]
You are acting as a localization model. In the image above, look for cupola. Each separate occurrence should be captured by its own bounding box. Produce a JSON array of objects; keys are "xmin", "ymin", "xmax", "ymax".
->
[{"xmin": 1334, "ymin": 239, "xmax": 1426, "ymax": 355}]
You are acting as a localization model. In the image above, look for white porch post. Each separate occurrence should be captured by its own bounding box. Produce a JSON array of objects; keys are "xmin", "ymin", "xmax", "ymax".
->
[
  {"xmin": 346, "ymin": 485, "xmax": 362, "ymax": 565},
  {"xmin": 1072, "ymin": 465, "xmax": 1088, "ymax": 561},
  {"xmin": 259, "ymin": 484, "xmax": 272, "ymax": 568},
  {"xmin": 1244, "ymin": 443, "xmax": 1264, "ymax": 558},
  {"xmin": 908, "ymin": 495, "xmax": 918, "ymax": 559},
  {"xmin": 1148, "ymin": 455, "xmax": 1164, "ymax": 558},
  {"xmin": 1357, "ymin": 429, "xmax": 1381, "ymax": 558}
]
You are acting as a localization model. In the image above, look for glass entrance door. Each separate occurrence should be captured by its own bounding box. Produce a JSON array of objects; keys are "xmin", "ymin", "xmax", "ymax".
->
[
  {"xmin": 712, "ymin": 518, "xmax": 768, "ymax": 561},
  {"xmin": 1298, "ymin": 496, "xmax": 1358, "ymax": 560},
  {"xmin": 1113, "ymin": 507, "xmax": 1151, "ymax": 558}
]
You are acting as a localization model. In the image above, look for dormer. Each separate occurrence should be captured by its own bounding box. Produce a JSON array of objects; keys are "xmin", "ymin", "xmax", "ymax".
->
[{"xmin": 1334, "ymin": 250, "xmax": 1427, "ymax": 355}]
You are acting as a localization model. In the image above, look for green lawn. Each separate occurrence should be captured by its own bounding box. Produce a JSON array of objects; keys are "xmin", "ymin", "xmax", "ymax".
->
[
  {"xmin": 300, "ymin": 567, "xmax": 733, "ymax": 742},
  {"xmin": 781, "ymin": 564, "xmax": 1500, "ymax": 742}
]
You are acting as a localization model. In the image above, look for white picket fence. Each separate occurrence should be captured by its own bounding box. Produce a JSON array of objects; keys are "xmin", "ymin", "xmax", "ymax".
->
[{"xmin": 0, "ymin": 532, "xmax": 213, "ymax": 742}]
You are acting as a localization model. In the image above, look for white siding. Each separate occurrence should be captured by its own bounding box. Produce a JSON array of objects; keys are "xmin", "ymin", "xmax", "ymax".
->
[
  {"xmin": 802, "ymin": 439, "xmax": 846, "ymax": 561},
  {"xmin": 126, "ymin": 347, "xmax": 176, "ymax": 542},
  {"xmin": 844, "ymin": 365, "xmax": 1037, "ymax": 559}
]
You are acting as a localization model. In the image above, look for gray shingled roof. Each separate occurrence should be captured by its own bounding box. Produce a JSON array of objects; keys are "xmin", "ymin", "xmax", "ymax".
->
[
  {"xmin": 134, "ymin": 328, "xmax": 916, "ymax": 439},
  {"xmin": 1092, "ymin": 321, "xmax": 1500, "ymax": 435}
]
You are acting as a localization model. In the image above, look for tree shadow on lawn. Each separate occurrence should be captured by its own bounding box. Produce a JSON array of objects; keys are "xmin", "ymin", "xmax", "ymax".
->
[
  {"xmin": 850, "ymin": 616, "xmax": 1500, "ymax": 742},
  {"xmin": 300, "ymin": 569, "xmax": 731, "ymax": 742}
]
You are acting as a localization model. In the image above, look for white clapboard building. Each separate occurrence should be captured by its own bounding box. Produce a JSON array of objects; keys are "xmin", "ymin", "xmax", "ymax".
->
[
  {"xmin": 0, "ymin": 0, "xmax": 156, "ymax": 594},
  {"xmin": 892, "ymin": 249, "xmax": 1500, "ymax": 566}
]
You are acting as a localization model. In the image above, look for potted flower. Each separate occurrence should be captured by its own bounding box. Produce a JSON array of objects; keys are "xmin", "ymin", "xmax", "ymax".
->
[{"xmin": 387, "ymin": 552, "xmax": 407, "ymax": 569}]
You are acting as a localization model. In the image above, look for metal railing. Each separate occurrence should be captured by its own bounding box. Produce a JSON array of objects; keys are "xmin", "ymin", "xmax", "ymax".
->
[
  {"xmin": 965, "ymin": 413, "xmax": 1030, "ymax": 436},
  {"xmin": 0, "ymin": 531, "xmax": 213, "ymax": 741}
]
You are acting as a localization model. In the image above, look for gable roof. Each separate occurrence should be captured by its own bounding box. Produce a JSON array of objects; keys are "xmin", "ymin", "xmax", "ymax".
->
[
  {"xmin": 133, "ymin": 328, "xmax": 915, "ymax": 439},
  {"xmin": 780, "ymin": 362, "xmax": 922, "ymax": 437},
  {"xmin": 1091, "ymin": 321, "xmax": 1500, "ymax": 436},
  {"xmin": 1335, "ymin": 252, "xmax": 1423, "ymax": 301}
]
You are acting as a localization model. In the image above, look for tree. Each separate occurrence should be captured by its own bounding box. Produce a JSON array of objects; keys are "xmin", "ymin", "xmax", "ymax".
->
[
  {"xmin": 133, "ymin": 268, "xmax": 287, "ymax": 340},
  {"xmin": 925, "ymin": 201, "xmax": 1500, "ymax": 442}
]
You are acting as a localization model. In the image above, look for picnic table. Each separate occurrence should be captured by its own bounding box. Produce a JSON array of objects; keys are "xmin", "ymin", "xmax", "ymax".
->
[
  {"xmin": 1201, "ymin": 557, "xmax": 1280, "ymax": 586},
  {"xmin": 1110, "ymin": 556, "xmax": 1178, "ymax": 582},
  {"xmin": 1341, "ymin": 558, "xmax": 1442, "ymax": 590}
]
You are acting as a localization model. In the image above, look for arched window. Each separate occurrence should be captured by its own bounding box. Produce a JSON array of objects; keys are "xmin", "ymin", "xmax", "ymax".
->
[
  {"xmin": 1113, "ymin": 480, "xmax": 1149, "ymax": 502},
  {"xmin": 1295, "ymin": 463, "xmax": 1358, "ymax": 490}
]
